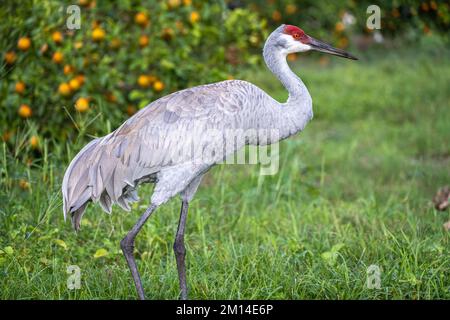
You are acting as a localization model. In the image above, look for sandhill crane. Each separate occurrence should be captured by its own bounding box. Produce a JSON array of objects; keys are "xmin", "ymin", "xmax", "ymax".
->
[{"xmin": 62, "ymin": 24, "xmax": 357, "ymax": 300}]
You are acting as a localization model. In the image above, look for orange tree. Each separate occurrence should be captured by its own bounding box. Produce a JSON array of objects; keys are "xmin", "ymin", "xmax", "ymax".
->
[
  {"xmin": 0, "ymin": 0, "xmax": 267, "ymax": 154},
  {"xmin": 248, "ymin": 0, "xmax": 450, "ymax": 47}
]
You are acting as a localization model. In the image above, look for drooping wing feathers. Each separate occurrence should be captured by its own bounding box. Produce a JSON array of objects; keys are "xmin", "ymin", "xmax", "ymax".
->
[{"xmin": 62, "ymin": 80, "xmax": 262, "ymax": 231}]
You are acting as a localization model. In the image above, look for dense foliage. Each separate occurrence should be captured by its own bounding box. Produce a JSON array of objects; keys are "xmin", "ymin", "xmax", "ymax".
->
[
  {"xmin": 250, "ymin": 0, "xmax": 449, "ymax": 41},
  {"xmin": 1, "ymin": 0, "xmax": 449, "ymax": 157},
  {"xmin": 0, "ymin": 0, "xmax": 266, "ymax": 151}
]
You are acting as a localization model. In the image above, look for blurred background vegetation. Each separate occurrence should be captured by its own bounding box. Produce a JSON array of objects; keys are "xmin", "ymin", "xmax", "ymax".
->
[
  {"xmin": 1, "ymin": 0, "xmax": 449, "ymax": 156},
  {"xmin": 0, "ymin": 1, "xmax": 449, "ymax": 299}
]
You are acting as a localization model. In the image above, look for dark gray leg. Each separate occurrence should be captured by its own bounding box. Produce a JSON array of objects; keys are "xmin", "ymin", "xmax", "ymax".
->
[
  {"xmin": 174, "ymin": 200, "xmax": 189, "ymax": 300},
  {"xmin": 120, "ymin": 203, "xmax": 157, "ymax": 300}
]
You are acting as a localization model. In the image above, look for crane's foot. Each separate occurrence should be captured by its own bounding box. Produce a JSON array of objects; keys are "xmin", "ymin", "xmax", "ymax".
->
[
  {"xmin": 120, "ymin": 238, "xmax": 146, "ymax": 300},
  {"xmin": 174, "ymin": 200, "xmax": 190, "ymax": 300},
  {"xmin": 120, "ymin": 204, "xmax": 157, "ymax": 300}
]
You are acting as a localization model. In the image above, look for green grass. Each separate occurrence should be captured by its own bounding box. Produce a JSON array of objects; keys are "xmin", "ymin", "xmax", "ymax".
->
[{"xmin": 1, "ymin": 47, "xmax": 449, "ymax": 299}]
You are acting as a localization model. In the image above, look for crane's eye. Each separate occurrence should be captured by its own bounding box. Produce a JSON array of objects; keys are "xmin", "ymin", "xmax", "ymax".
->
[{"xmin": 293, "ymin": 33, "xmax": 300, "ymax": 40}]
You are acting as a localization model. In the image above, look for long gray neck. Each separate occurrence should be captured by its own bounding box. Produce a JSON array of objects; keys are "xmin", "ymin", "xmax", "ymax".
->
[
  {"xmin": 259, "ymin": 30, "xmax": 313, "ymax": 141},
  {"xmin": 263, "ymin": 39, "xmax": 309, "ymax": 105}
]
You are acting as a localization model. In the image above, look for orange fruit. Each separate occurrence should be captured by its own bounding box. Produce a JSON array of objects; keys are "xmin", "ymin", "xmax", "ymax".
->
[
  {"xmin": 335, "ymin": 22, "xmax": 345, "ymax": 33},
  {"xmin": 106, "ymin": 92, "xmax": 117, "ymax": 103},
  {"xmin": 189, "ymin": 11, "xmax": 200, "ymax": 24},
  {"xmin": 168, "ymin": 0, "xmax": 181, "ymax": 9},
  {"xmin": 15, "ymin": 81, "xmax": 26, "ymax": 94},
  {"xmin": 137, "ymin": 75, "xmax": 151, "ymax": 88},
  {"xmin": 161, "ymin": 28, "xmax": 174, "ymax": 40},
  {"xmin": 139, "ymin": 35, "xmax": 149, "ymax": 47},
  {"xmin": 74, "ymin": 41, "xmax": 83, "ymax": 49},
  {"xmin": 153, "ymin": 80, "xmax": 164, "ymax": 92},
  {"xmin": 69, "ymin": 78, "xmax": 81, "ymax": 91},
  {"xmin": 75, "ymin": 97, "xmax": 90, "ymax": 112},
  {"xmin": 30, "ymin": 135, "xmax": 39, "ymax": 149},
  {"xmin": 18, "ymin": 104, "xmax": 32, "ymax": 118},
  {"xmin": 272, "ymin": 10, "xmax": 282, "ymax": 22},
  {"xmin": 58, "ymin": 83, "xmax": 71, "ymax": 96},
  {"xmin": 17, "ymin": 37, "xmax": 31, "ymax": 51},
  {"xmin": 4, "ymin": 51, "xmax": 17, "ymax": 64},
  {"xmin": 134, "ymin": 12, "xmax": 149, "ymax": 26},
  {"xmin": 183, "ymin": 0, "xmax": 192, "ymax": 6},
  {"xmin": 52, "ymin": 31, "xmax": 63, "ymax": 44},
  {"xmin": 285, "ymin": 4, "xmax": 297, "ymax": 15},
  {"xmin": 52, "ymin": 51, "xmax": 64, "ymax": 64},
  {"xmin": 92, "ymin": 27, "xmax": 105, "ymax": 42},
  {"xmin": 337, "ymin": 37, "xmax": 349, "ymax": 48},
  {"xmin": 287, "ymin": 53, "xmax": 297, "ymax": 62},
  {"xmin": 19, "ymin": 179, "xmax": 30, "ymax": 190},
  {"xmin": 126, "ymin": 105, "xmax": 137, "ymax": 116},
  {"xmin": 75, "ymin": 74, "xmax": 85, "ymax": 85},
  {"xmin": 2, "ymin": 131, "xmax": 12, "ymax": 142},
  {"xmin": 63, "ymin": 64, "xmax": 74, "ymax": 74}
]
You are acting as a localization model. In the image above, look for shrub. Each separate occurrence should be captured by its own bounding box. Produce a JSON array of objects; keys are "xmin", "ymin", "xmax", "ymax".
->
[{"xmin": 0, "ymin": 0, "xmax": 266, "ymax": 154}]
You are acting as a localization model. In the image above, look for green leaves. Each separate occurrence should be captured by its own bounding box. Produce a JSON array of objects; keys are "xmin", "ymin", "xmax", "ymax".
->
[
  {"xmin": 93, "ymin": 248, "xmax": 109, "ymax": 259},
  {"xmin": 54, "ymin": 239, "xmax": 68, "ymax": 250},
  {"xmin": 0, "ymin": 1, "xmax": 266, "ymax": 153},
  {"xmin": 2, "ymin": 246, "xmax": 14, "ymax": 255},
  {"xmin": 321, "ymin": 243, "xmax": 345, "ymax": 266}
]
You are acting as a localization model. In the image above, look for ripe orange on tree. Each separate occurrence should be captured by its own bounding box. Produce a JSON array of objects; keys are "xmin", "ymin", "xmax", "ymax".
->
[
  {"xmin": 69, "ymin": 78, "xmax": 81, "ymax": 91},
  {"xmin": 134, "ymin": 12, "xmax": 149, "ymax": 26},
  {"xmin": 52, "ymin": 31, "xmax": 63, "ymax": 44},
  {"xmin": 52, "ymin": 51, "xmax": 64, "ymax": 64},
  {"xmin": 139, "ymin": 35, "xmax": 149, "ymax": 47},
  {"xmin": 137, "ymin": 75, "xmax": 151, "ymax": 88},
  {"xmin": 58, "ymin": 83, "xmax": 72, "ymax": 96},
  {"xmin": 17, "ymin": 37, "xmax": 31, "ymax": 51},
  {"xmin": 153, "ymin": 80, "xmax": 165, "ymax": 92},
  {"xmin": 30, "ymin": 135, "xmax": 39, "ymax": 149},
  {"xmin": 64, "ymin": 64, "xmax": 74, "ymax": 74},
  {"xmin": 15, "ymin": 81, "xmax": 26, "ymax": 94},
  {"xmin": 168, "ymin": 0, "xmax": 181, "ymax": 9},
  {"xmin": 335, "ymin": 22, "xmax": 345, "ymax": 33},
  {"xmin": 18, "ymin": 104, "xmax": 32, "ymax": 118},
  {"xmin": 75, "ymin": 97, "xmax": 90, "ymax": 112},
  {"xmin": 75, "ymin": 74, "xmax": 85, "ymax": 85},
  {"xmin": 189, "ymin": 11, "xmax": 200, "ymax": 24},
  {"xmin": 92, "ymin": 27, "xmax": 105, "ymax": 42},
  {"xmin": 4, "ymin": 51, "xmax": 17, "ymax": 64}
]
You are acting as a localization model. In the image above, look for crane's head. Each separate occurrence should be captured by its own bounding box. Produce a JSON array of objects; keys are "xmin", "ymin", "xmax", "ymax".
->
[{"xmin": 268, "ymin": 24, "xmax": 358, "ymax": 60}]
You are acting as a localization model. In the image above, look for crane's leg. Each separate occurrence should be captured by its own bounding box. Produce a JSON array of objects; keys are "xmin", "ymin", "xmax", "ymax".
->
[
  {"xmin": 174, "ymin": 200, "xmax": 189, "ymax": 300},
  {"xmin": 120, "ymin": 203, "xmax": 157, "ymax": 300}
]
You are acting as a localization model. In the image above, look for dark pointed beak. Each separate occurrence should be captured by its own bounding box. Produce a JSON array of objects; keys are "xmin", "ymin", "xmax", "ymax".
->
[{"xmin": 307, "ymin": 36, "xmax": 358, "ymax": 60}]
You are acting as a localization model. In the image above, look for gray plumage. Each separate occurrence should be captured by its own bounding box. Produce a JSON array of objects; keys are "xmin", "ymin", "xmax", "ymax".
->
[
  {"xmin": 62, "ymin": 26, "xmax": 312, "ymax": 231},
  {"xmin": 61, "ymin": 24, "xmax": 356, "ymax": 299}
]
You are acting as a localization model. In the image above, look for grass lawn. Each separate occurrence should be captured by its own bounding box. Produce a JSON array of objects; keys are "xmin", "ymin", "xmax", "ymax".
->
[{"xmin": 0, "ymin": 45, "xmax": 449, "ymax": 299}]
